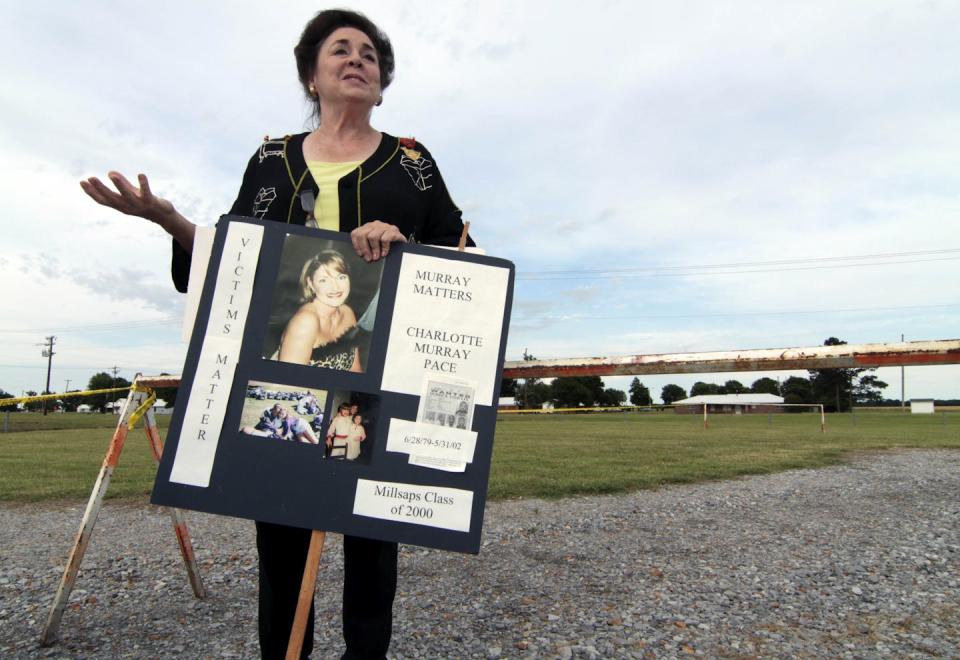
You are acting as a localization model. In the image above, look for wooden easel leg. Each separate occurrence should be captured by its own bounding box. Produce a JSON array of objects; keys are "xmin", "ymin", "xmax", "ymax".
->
[
  {"xmin": 40, "ymin": 390, "xmax": 143, "ymax": 646},
  {"xmin": 285, "ymin": 530, "xmax": 326, "ymax": 660},
  {"xmin": 143, "ymin": 408, "xmax": 207, "ymax": 599}
]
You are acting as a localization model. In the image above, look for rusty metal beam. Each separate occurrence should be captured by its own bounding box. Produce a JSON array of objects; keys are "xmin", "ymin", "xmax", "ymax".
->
[
  {"xmin": 502, "ymin": 339, "xmax": 960, "ymax": 379},
  {"xmin": 135, "ymin": 375, "xmax": 182, "ymax": 388}
]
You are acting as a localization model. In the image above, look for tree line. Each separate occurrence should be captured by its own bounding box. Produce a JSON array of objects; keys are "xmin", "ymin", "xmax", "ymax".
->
[{"xmin": 503, "ymin": 338, "xmax": 895, "ymax": 412}]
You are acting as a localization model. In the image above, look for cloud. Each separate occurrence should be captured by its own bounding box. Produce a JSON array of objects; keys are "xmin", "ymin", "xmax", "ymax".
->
[
  {"xmin": 564, "ymin": 285, "xmax": 602, "ymax": 303},
  {"xmin": 71, "ymin": 267, "xmax": 182, "ymax": 314}
]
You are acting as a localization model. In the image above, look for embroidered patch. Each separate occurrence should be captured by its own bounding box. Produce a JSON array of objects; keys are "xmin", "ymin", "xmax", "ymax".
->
[
  {"xmin": 258, "ymin": 139, "xmax": 285, "ymax": 163},
  {"xmin": 401, "ymin": 153, "xmax": 433, "ymax": 191},
  {"xmin": 252, "ymin": 187, "xmax": 277, "ymax": 218},
  {"xmin": 401, "ymin": 146, "xmax": 422, "ymax": 161}
]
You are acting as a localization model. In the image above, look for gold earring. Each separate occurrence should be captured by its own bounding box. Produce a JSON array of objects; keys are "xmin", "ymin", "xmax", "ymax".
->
[{"xmin": 309, "ymin": 85, "xmax": 316, "ymax": 97}]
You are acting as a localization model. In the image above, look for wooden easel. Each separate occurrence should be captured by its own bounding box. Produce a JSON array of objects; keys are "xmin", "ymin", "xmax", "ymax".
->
[
  {"xmin": 40, "ymin": 375, "xmax": 206, "ymax": 646},
  {"xmin": 285, "ymin": 530, "xmax": 327, "ymax": 659},
  {"xmin": 284, "ymin": 222, "xmax": 472, "ymax": 658}
]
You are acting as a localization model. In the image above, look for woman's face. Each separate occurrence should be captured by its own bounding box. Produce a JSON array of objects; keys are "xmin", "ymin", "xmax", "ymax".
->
[
  {"xmin": 311, "ymin": 26, "xmax": 381, "ymax": 108},
  {"xmin": 310, "ymin": 264, "xmax": 350, "ymax": 308}
]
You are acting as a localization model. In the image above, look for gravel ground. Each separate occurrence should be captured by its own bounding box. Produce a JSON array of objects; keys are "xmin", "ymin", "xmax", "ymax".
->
[{"xmin": 1, "ymin": 449, "xmax": 958, "ymax": 659}]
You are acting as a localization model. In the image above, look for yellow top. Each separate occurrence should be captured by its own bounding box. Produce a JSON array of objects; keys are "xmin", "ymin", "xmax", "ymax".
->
[{"xmin": 305, "ymin": 160, "xmax": 362, "ymax": 230}]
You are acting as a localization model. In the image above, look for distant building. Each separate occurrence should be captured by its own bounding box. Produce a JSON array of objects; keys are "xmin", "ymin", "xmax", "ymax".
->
[
  {"xmin": 153, "ymin": 399, "xmax": 175, "ymax": 415},
  {"xmin": 910, "ymin": 399, "xmax": 935, "ymax": 414},
  {"xmin": 498, "ymin": 397, "xmax": 518, "ymax": 410},
  {"xmin": 673, "ymin": 393, "xmax": 785, "ymax": 415}
]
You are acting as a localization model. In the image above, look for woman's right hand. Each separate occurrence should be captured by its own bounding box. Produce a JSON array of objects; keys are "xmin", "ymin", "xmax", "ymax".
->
[
  {"xmin": 79, "ymin": 171, "xmax": 175, "ymax": 226},
  {"xmin": 80, "ymin": 171, "xmax": 196, "ymax": 252}
]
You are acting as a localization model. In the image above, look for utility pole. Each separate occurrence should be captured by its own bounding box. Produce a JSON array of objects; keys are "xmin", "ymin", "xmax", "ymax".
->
[
  {"xmin": 103, "ymin": 366, "xmax": 122, "ymax": 413},
  {"xmin": 40, "ymin": 336, "xmax": 56, "ymax": 416},
  {"xmin": 64, "ymin": 379, "xmax": 71, "ymax": 392},
  {"xmin": 901, "ymin": 333, "xmax": 906, "ymax": 412}
]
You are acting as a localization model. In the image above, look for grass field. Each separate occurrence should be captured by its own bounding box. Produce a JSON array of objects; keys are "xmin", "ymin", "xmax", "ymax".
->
[
  {"xmin": 0, "ymin": 411, "xmax": 956, "ymax": 502},
  {"xmin": 0, "ymin": 411, "xmax": 172, "ymax": 433},
  {"xmin": 489, "ymin": 411, "xmax": 959, "ymax": 499}
]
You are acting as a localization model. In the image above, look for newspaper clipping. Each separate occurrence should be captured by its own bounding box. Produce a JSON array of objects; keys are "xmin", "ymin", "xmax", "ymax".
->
[{"xmin": 417, "ymin": 376, "xmax": 476, "ymax": 431}]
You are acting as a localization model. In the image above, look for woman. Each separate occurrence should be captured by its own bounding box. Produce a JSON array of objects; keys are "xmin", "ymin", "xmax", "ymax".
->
[
  {"xmin": 276, "ymin": 249, "xmax": 361, "ymax": 372},
  {"xmin": 79, "ymin": 9, "xmax": 472, "ymax": 660},
  {"xmin": 345, "ymin": 414, "xmax": 367, "ymax": 461},
  {"xmin": 326, "ymin": 403, "xmax": 353, "ymax": 458},
  {"xmin": 242, "ymin": 404, "xmax": 288, "ymax": 438},
  {"xmin": 282, "ymin": 413, "xmax": 321, "ymax": 445}
]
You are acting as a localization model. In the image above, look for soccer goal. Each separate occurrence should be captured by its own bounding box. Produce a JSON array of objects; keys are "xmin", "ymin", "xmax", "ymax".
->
[{"xmin": 700, "ymin": 402, "xmax": 826, "ymax": 432}]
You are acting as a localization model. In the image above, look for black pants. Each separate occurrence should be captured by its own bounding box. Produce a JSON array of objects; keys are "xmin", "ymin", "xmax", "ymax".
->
[{"xmin": 255, "ymin": 521, "xmax": 398, "ymax": 660}]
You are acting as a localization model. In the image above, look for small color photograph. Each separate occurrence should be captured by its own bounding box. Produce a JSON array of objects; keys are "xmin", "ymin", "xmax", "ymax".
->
[
  {"xmin": 325, "ymin": 390, "xmax": 380, "ymax": 464},
  {"xmin": 238, "ymin": 381, "xmax": 327, "ymax": 446},
  {"xmin": 263, "ymin": 234, "xmax": 384, "ymax": 373}
]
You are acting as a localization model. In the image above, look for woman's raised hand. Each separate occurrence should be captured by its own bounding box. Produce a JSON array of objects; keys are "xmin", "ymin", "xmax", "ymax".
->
[
  {"xmin": 350, "ymin": 220, "xmax": 407, "ymax": 262},
  {"xmin": 79, "ymin": 171, "xmax": 195, "ymax": 252},
  {"xmin": 80, "ymin": 172, "xmax": 175, "ymax": 226}
]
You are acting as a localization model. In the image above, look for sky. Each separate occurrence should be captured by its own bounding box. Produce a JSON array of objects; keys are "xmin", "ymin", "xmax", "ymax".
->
[{"xmin": 1, "ymin": 0, "xmax": 958, "ymax": 402}]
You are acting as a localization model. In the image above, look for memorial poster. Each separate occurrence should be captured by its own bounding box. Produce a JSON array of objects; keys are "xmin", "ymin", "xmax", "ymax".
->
[{"xmin": 152, "ymin": 216, "xmax": 514, "ymax": 553}]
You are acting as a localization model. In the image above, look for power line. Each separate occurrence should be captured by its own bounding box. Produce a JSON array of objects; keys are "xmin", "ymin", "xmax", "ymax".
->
[
  {"xmin": 513, "ymin": 302, "xmax": 960, "ymax": 323},
  {"xmin": 522, "ymin": 248, "xmax": 960, "ymax": 276},
  {"xmin": 519, "ymin": 257, "xmax": 960, "ymax": 281},
  {"xmin": 0, "ymin": 317, "xmax": 180, "ymax": 334},
  {"xmin": 0, "ymin": 363, "xmax": 181, "ymax": 371},
  {"xmin": 518, "ymin": 249, "xmax": 960, "ymax": 281}
]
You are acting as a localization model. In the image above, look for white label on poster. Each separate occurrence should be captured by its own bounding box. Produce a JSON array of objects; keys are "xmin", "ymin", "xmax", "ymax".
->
[
  {"xmin": 169, "ymin": 337, "xmax": 239, "ymax": 487},
  {"xmin": 207, "ymin": 223, "xmax": 263, "ymax": 340},
  {"xmin": 408, "ymin": 454, "xmax": 468, "ymax": 473},
  {"xmin": 386, "ymin": 418, "xmax": 478, "ymax": 463},
  {"xmin": 381, "ymin": 253, "xmax": 508, "ymax": 405},
  {"xmin": 353, "ymin": 479, "xmax": 473, "ymax": 532},
  {"xmin": 181, "ymin": 226, "xmax": 216, "ymax": 342},
  {"xmin": 170, "ymin": 221, "xmax": 262, "ymax": 488}
]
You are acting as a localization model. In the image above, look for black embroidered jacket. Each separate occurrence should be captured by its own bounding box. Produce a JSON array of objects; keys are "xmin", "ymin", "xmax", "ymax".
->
[{"xmin": 172, "ymin": 132, "xmax": 472, "ymax": 292}]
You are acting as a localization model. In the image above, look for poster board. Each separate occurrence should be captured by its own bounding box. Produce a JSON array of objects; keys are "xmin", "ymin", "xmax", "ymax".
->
[{"xmin": 151, "ymin": 216, "xmax": 514, "ymax": 554}]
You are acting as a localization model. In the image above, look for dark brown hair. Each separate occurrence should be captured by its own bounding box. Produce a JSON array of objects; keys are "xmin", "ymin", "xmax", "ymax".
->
[{"xmin": 294, "ymin": 9, "xmax": 395, "ymax": 118}]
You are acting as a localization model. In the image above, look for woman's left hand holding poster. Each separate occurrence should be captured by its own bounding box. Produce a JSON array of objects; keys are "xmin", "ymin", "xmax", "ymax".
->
[{"xmin": 350, "ymin": 219, "xmax": 406, "ymax": 262}]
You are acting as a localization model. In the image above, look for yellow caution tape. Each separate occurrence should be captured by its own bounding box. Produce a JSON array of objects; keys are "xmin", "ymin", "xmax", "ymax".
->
[
  {"xmin": 126, "ymin": 383, "xmax": 157, "ymax": 430},
  {"xmin": 0, "ymin": 384, "xmax": 164, "ymax": 429},
  {"xmin": 0, "ymin": 387, "xmax": 132, "ymax": 407}
]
